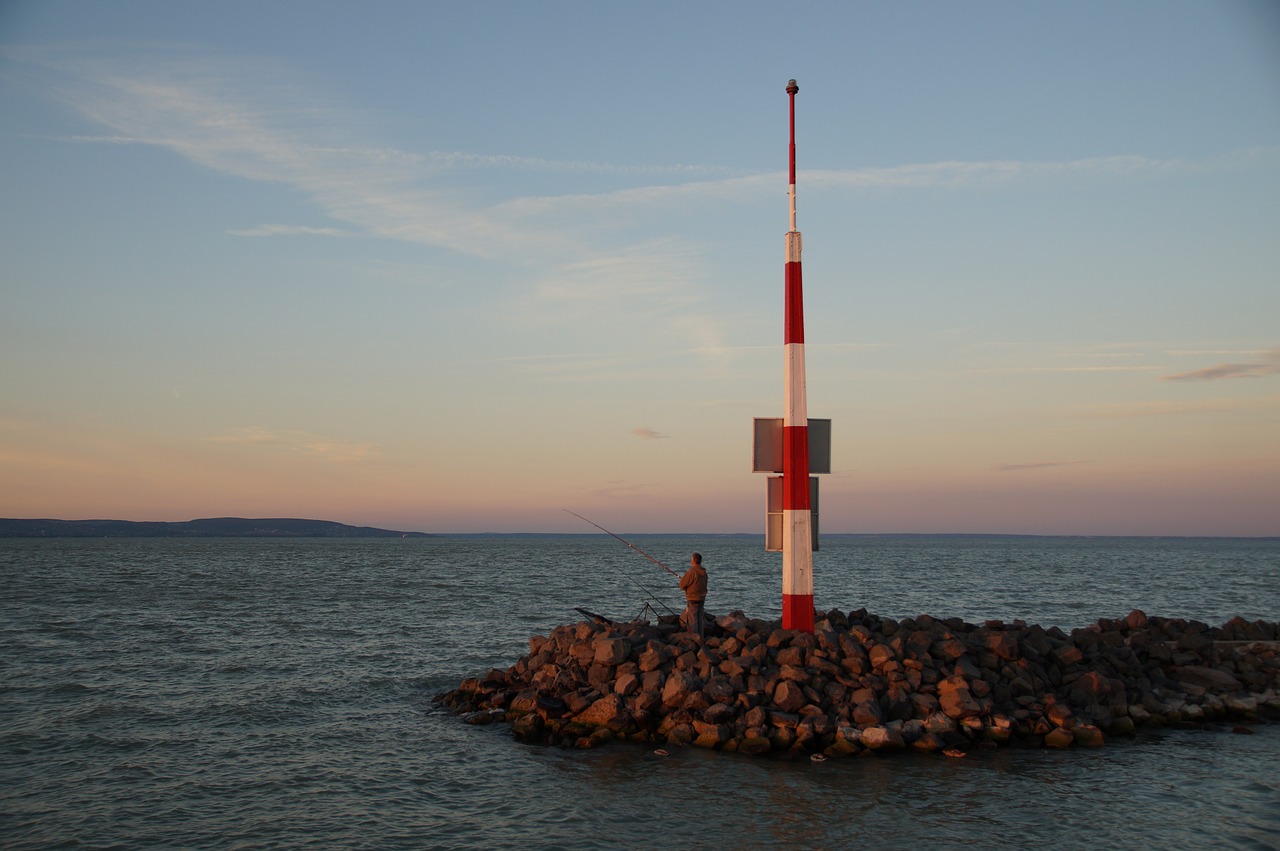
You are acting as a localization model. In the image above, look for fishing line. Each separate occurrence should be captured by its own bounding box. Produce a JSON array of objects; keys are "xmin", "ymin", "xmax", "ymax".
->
[
  {"xmin": 564, "ymin": 509, "xmax": 681, "ymax": 616},
  {"xmin": 563, "ymin": 510, "xmax": 679, "ymax": 576}
]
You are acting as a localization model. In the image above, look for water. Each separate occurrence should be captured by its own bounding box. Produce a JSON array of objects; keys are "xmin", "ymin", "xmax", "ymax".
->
[{"xmin": 2, "ymin": 535, "xmax": 1278, "ymax": 849}]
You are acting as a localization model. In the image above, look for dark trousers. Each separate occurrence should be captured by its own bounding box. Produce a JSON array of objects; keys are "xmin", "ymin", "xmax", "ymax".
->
[{"xmin": 682, "ymin": 600, "xmax": 704, "ymax": 638}]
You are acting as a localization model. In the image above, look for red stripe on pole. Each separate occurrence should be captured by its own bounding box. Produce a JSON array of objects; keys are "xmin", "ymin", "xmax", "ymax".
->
[
  {"xmin": 782, "ymin": 425, "xmax": 810, "ymax": 508},
  {"xmin": 783, "ymin": 593, "xmax": 814, "ymax": 632},
  {"xmin": 785, "ymin": 262, "xmax": 804, "ymax": 344}
]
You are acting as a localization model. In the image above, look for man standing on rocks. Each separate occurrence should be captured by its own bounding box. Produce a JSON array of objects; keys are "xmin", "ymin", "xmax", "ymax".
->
[{"xmin": 679, "ymin": 552, "xmax": 707, "ymax": 638}]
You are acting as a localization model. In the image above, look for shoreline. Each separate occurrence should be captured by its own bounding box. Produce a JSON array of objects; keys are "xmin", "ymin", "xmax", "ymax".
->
[{"xmin": 437, "ymin": 608, "xmax": 1280, "ymax": 758}]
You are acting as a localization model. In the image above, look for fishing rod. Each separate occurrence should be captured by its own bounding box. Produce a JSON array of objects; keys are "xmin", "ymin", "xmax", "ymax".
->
[
  {"xmin": 563, "ymin": 509, "xmax": 680, "ymax": 577},
  {"xmin": 563, "ymin": 510, "xmax": 680, "ymax": 617}
]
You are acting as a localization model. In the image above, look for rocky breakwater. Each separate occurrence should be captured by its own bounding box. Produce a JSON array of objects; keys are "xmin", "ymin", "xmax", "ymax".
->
[{"xmin": 435, "ymin": 608, "xmax": 1280, "ymax": 758}]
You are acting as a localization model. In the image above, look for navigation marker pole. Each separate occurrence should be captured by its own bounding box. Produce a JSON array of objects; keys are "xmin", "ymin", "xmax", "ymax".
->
[{"xmin": 781, "ymin": 79, "xmax": 814, "ymax": 633}]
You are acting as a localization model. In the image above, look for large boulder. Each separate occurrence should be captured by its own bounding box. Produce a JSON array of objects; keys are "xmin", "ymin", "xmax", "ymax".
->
[
  {"xmin": 661, "ymin": 671, "xmax": 701, "ymax": 708},
  {"xmin": 861, "ymin": 725, "xmax": 906, "ymax": 752},
  {"xmin": 938, "ymin": 676, "xmax": 982, "ymax": 719},
  {"xmin": 574, "ymin": 694, "xmax": 628, "ymax": 730},
  {"xmin": 1044, "ymin": 727, "xmax": 1075, "ymax": 749},
  {"xmin": 594, "ymin": 637, "xmax": 631, "ymax": 666},
  {"xmin": 1177, "ymin": 665, "xmax": 1243, "ymax": 693},
  {"xmin": 773, "ymin": 680, "xmax": 807, "ymax": 713}
]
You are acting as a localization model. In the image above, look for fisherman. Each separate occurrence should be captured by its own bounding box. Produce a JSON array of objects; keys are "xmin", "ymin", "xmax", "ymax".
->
[{"xmin": 679, "ymin": 552, "xmax": 708, "ymax": 638}]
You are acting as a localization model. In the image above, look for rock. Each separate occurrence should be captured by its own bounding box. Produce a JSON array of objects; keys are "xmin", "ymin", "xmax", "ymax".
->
[
  {"xmin": 912, "ymin": 732, "xmax": 947, "ymax": 753},
  {"xmin": 861, "ymin": 726, "xmax": 906, "ymax": 752},
  {"xmin": 704, "ymin": 676, "xmax": 737, "ymax": 704},
  {"xmin": 1177, "ymin": 665, "xmax": 1243, "ymax": 693},
  {"xmin": 666, "ymin": 723, "xmax": 694, "ymax": 745},
  {"xmin": 613, "ymin": 672, "xmax": 640, "ymax": 696},
  {"xmin": 594, "ymin": 637, "xmax": 631, "ymax": 666},
  {"xmin": 777, "ymin": 646, "xmax": 806, "ymax": 667},
  {"xmin": 692, "ymin": 720, "xmax": 730, "ymax": 749},
  {"xmin": 739, "ymin": 733, "xmax": 773, "ymax": 755},
  {"xmin": 661, "ymin": 672, "xmax": 701, "ymax": 709},
  {"xmin": 575, "ymin": 694, "xmax": 628, "ymax": 729},
  {"xmin": 1044, "ymin": 727, "xmax": 1075, "ymax": 749},
  {"xmin": 852, "ymin": 700, "xmax": 883, "ymax": 727},
  {"xmin": 933, "ymin": 638, "xmax": 966, "ymax": 662},
  {"xmin": 442, "ymin": 610, "xmax": 1280, "ymax": 759},
  {"xmin": 778, "ymin": 664, "xmax": 809, "ymax": 683},
  {"xmin": 638, "ymin": 643, "xmax": 670, "ymax": 672},
  {"xmin": 1223, "ymin": 695, "xmax": 1259, "ymax": 718},
  {"xmin": 773, "ymin": 680, "xmax": 807, "ymax": 713},
  {"xmin": 984, "ymin": 632, "xmax": 1020, "ymax": 661},
  {"xmin": 1046, "ymin": 703, "xmax": 1075, "ymax": 729},
  {"xmin": 769, "ymin": 711, "xmax": 799, "ymax": 729},
  {"xmin": 703, "ymin": 702, "xmax": 736, "ymax": 724},
  {"xmin": 1054, "ymin": 645, "xmax": 1085, "ymax": 667},
  {"xmin": 869, "ymin": 644, "xmax": 896, "ymax": 668},
  {"xmin": 984, "ymin": 716, "xmax": 1014, "ymax": 744},
  {"xmin": 938, "ymin": 681, "xmax": 982, "ymax": 719},
  {"xmin": 511, "ymin": 712, "xmax": 544, "ymax": 739},
  {"xmin": 1072, "ymin": 724, "xmax": 1105, "ymax": 747}
]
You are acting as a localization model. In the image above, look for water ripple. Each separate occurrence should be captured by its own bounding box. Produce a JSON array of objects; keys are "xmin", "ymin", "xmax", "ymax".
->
[{"xmin": 1, "ymin": 535, "xmax": 1277, "ymax": 848}]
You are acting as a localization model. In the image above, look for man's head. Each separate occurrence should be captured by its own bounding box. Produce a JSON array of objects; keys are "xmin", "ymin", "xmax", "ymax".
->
[{"xmin": 691, "ymin": 552, "xmax": 702, "ymax": 566}]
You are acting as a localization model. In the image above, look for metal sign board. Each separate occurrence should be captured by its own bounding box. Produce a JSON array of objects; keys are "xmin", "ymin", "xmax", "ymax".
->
[
  {"xmin": 752, "ymin": 417, "xmax": 831, "ymax": 474},
  {"xmin": 764, "ymin": 476, "xmax": 820, "ymax": 552}
]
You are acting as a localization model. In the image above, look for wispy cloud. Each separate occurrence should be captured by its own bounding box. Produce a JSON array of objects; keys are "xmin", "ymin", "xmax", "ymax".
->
[
  {"xmin": 226, "ymin": 224, "xmax": 356, "ymax": 238},
  {"xmin": 986, "ymin": 365, "xmax": 1164, "ymax": 374},
  {"xmin": 15, "ymin": 44, "xmax": 1265, "ymax": 258},
  {"xmin": 211, "ymin": 427, "xmax": 375, "ymax": 462},
  {"xmin": 632, "ymin": 427, "xmax": 668, "ymax": 440},
  {"xmin": 13, "ymin": 42, "xmax": 1275, "ymax": 361},
  {"xmin": 1161, "ymin": 348, "xmax": 1280, "ymax": 381},
  {"xmin": 996, "ymin": 460, "xmax": 1091, "ymax": 472},
  {"xmin": 810, "ymin": 155, "xmax": 1182, "ymax": 189}
]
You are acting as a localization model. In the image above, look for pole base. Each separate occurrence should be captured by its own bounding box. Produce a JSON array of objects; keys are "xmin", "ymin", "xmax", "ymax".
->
[{"xmin": 782, "ymin": 593, "xmax": 815, "ymax": 633}]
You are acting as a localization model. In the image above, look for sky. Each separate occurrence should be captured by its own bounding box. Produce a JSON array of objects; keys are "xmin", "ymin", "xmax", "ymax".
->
[{"xmin": 1, "ymin": 1, "xmax": 1278, "ymax": 536}]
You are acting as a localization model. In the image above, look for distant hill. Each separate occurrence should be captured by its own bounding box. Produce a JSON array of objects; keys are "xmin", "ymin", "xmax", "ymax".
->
[{"xmin": 0, "ymin": 517, "xmax": 432, "ymax": 538}]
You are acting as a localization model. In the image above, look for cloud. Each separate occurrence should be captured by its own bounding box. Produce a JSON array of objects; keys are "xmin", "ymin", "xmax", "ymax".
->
[
  {"xmin": 16, "ymin": 44, "xmax": 1267, "ymax": 256},
  {"xmin": 996, "ymin": 461, "xmax": 1091, "ymax": 472},
  {"xmin": 986, "ymin": 365, "xmax": 1163, "ymax": 374},
  {"xmin": 226, "ymin": 224, "xmax": 356, "ymax": 238},
  {"xmin": 14, "ymin": 42, "xmax": 1277, "ymax": 343},
  {"xmin": 809, "ymin": 155, "xmax": 1178, "ymax": 189},
  {"xmin": 1161, "ymin": 349, "xmax": 1280, "ymax": 381},
  {"xmin": 632, "ymin": 428, "xmax": 668, "ymax": 440},
  {"xmin": 211, "ymin": 427, "xmax": 375, "ymax": 462}
]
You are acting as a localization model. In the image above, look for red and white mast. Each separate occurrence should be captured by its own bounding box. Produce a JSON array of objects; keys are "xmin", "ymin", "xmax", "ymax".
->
[{"xmin": 781, "ymin": 78, "xmax": 814, "ymax": 633}]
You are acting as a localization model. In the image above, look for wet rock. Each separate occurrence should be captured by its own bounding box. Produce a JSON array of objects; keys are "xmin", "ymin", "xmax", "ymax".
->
[
  {"xmin": 1044, "ymin": 727, "xmax": 1075, "ymax": 749},
  {"xmin": 1072, "ymin": 724, "xmax": 1105, "ymax": 747},
  {"xmin": 1223, "ymin": 695, "xmax": 1259, "ymax": 719},
  {"xmin": 861, "ymin": 725, "xmax": 906, "ymax": 752},
  {"xmin": 739, "ymin": 732, "xmax": 774, "ymax": 755},
  {"xmin": 912, "ymin": 732, "xmax": 947, "ymax": 753}
]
